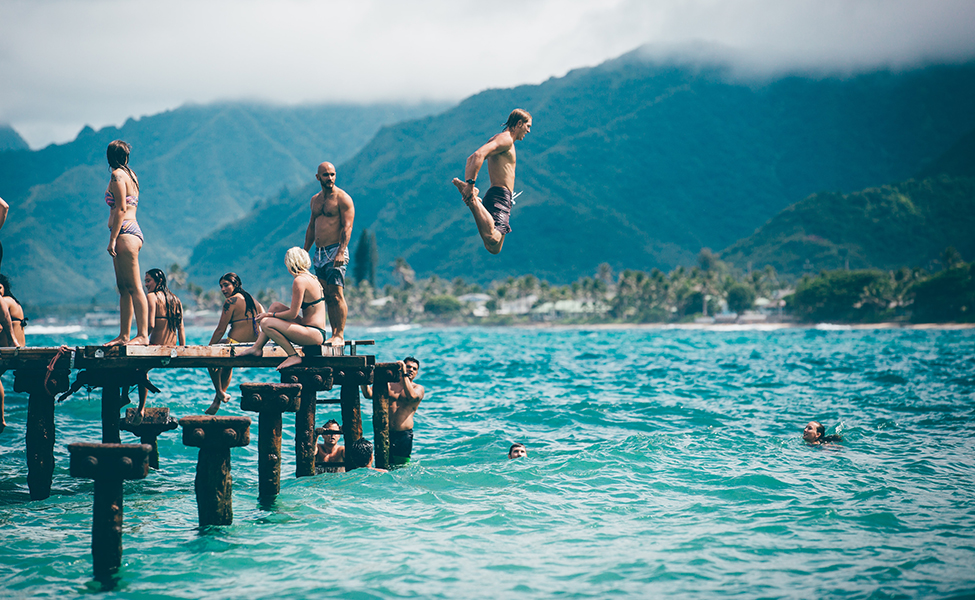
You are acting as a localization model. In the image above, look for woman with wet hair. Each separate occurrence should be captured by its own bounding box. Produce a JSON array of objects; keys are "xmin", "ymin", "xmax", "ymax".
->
[
  {"xmin": 803, "ymin": 421, "xmax": 842, "ymax": 444},
  {"xmin": 104, "ymin": 140, "xmax": 149, "ymax": 346},
  {"xmin": 206, "ymin": 272, "xmax": 265, "ymax": 413},
  {"xmin": 145, "ymin": 269, "xmax": 185, "ymax": 346},
  {"xmin": 0, "ymin": 274, "xmax": 27, "ymax": 433}
]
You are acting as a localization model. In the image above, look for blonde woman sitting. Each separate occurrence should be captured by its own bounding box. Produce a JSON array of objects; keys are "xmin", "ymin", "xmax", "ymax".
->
[{"xmin": 237, "ymin": 247, "xmax": 328, "ymax": 370}]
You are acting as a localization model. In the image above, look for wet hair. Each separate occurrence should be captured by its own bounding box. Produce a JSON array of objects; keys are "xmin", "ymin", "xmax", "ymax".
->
[
  {"xmin": 503, "ymin": 108, "xmax": 531, "ymax": 131},
  {"xmin": 810, "ymin": 421, "xmax": 843, "ymax": 444},
  {"xmin": 219, "ymin": 272, "xmax": 259, "ymax": 333},
  {"xmin": 106, "ymin": 140, "xmax": 139, "ymax": 191},
  {"xmin": 508, "ymin": 443, "xmax": 526, "ymax": 458},
  {"xmin": 0, "ymin": 274, "xmax": 20, "ymax": 303},
  {"xmin": 0, "ymin": 274, "xmax": 26, "ymax": 325},
  {"xmin": 285, "ymin": 247, "xmax": 311, "ymax": 275},
  {"xmin": 403, "ymin": 356, "xmax": 420, "ymax": 368},
  {"xmin": 347, "ymin": 438, "xmax": 374, "ymax": 470},
  {"xmin": 146, "ymin": 269, "xmax": 183, "ymax": 333}
]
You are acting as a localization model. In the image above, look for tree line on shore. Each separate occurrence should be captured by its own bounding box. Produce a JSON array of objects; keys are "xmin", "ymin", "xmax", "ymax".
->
[{"xmin": 162, "ymin": 242, "xmax": 973, "ymax": 325}]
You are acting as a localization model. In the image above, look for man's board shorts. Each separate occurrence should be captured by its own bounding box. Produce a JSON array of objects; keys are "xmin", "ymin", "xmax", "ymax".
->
[
  {"xmin": 313, "ymin": 243, "xmax": 348, "ymax": 287},
  {"xmin": 483, "ymin": 186, "xmax": 513, "ymax": 235},
  {"xmin": 390, "ymin": 428, "xmax": 413, "ymax": 466}
]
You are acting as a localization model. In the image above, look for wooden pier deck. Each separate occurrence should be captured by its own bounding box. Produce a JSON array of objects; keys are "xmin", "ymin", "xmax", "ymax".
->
[{"xmin": 1, "ymin": 341, "xmax": 401, "ymax": 502}]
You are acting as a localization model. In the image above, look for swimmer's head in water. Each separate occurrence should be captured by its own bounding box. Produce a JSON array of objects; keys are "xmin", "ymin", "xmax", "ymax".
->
[
  {"xmin": 347, "ymin": 438, "xmax": 374, "ymax": 469},
  {"xmin": 403, "ymin": 356, "xmax": 420, "ymax": 378},
  {"xmin": 284, "ymin": 247, "xmax": 311, "ymax": 275},
  {"xmin": 508, "ymin": 443, "xmax": 527, "ymax": 459},
  {"xmin": 320, "ymin": 419, "xmax": 341, "ymax": 442},
  {"xmin": 803, "ymin": 421, "xmax": 825, "ymax": 443}
]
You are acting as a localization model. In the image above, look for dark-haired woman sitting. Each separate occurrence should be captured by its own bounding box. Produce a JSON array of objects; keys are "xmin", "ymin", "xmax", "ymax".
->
[
  {"xmin": 206, "ymin": 273, "xmax": 265, "ymax": 414},
  {"xmin": 0, "ymin": 274, "xmax": 27, "ymax": 433},
  {"xmin": 145, "ymin": 269, "xmax": 185, "ymax": 346}
]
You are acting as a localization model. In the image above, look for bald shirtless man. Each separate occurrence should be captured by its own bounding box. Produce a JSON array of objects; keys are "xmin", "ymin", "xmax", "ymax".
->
[
  {"xmin": 452, "ymin": 108, "xmax": 532, "ymax": 255},
  {"xmin": 303, "ymin": 162, "xmax": 355, "ymax": 347}
]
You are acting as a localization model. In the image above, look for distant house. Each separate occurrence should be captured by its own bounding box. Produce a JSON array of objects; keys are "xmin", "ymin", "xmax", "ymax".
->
[
  {"xmin": 530, "ymin": 299, "xmax": 609, "ymax": 320},
  {"xmin": 498, "ymin": 295, "xmax": 538, "ymax": 315},
  {"xmin": 458, "ymin": 293, "xmax": 492, "ymax": 317}
]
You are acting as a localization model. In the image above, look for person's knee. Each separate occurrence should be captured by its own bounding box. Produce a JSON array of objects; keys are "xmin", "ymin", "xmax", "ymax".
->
[{"xmin": 324, "ymin": 287, "xmax": 345, "ymax": 306}]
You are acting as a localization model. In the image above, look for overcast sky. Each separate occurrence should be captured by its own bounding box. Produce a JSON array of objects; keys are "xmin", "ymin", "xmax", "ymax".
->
[{"xmin": 2, "ymin": 0, "xmax": 974, "ymax": 148}]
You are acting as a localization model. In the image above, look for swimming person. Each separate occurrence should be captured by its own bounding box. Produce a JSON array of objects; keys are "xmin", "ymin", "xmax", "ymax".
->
[
  {"xmin": 0, "ymin": 274, "xmax": 26, "ymax": 434},
  {"xmin": 145, "ymin": 269, "xmax": 185, "ymax": 346},
  {"xmin": 315, "ymin": 420, "xmax": 346, "ymax": 473},
  {"xmin": 346, "ymin": 438, "xmax": 386, "ymax": 472},
  {"xmin": 236, "ymin": 247, "xmax": 329, "ymax": 370},
  {"xmin": 104, "ymin": 140, "xmax": 149, "ymax": 346},
  {"xmin": 803, "ymin": 421, "xmax": 842, "ymax": 445},
  {"xmin": 206, "ymin": 273, "xmax": 265, "ymax": 414},
  {"xmin": 508, "ymin": 443, "xmax": 527, "ymax": 459},
  {"xmin": 361, "ymin": 356, "xmax": 425, "ymax": 466},
  {"xmin": 451, "ymin": 108, "xmax": 532, "ymax": 254},
  {"xmin": 303, "ymin": 161, "xmax": 354, "ymax": 348}
]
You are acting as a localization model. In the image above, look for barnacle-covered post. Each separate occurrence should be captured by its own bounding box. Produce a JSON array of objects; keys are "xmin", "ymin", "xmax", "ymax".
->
[
  {"xmin": 370, "ymin": 363, "xmax": 400, "ymax": 471},
  {"xmin": 240, "ymin": 383, "xmax": 301, "ymax": 498},
  {"xmin": 14, "ymin": 367, "xmax": 70, "ymax": 500},
  {"xmin": 179, "ymin": 415, "xmax": 251, "ymax": 526},
  {"xmin": 68, "ymin": 442, "xmax": 151, "ymax": 580},
  {"xmin": 120, "ymin": 407, "xmax": 179, "ymax": 469},
  {"xmin": 279, "ymin": 367, "xmax": 333, "ymax": 478}
]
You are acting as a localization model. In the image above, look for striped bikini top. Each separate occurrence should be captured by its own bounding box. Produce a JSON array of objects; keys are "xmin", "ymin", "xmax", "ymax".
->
[{"xmin": 105, "ymin": 191, "xmax": 139, "ymax": 208}]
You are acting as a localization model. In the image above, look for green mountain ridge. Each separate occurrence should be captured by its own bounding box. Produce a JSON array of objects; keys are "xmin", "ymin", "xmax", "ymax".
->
[
  {"xmin": 0, "ymin": 102, "xmax": 448, "ymax": 305},
  {"xmin": 187, "ymin": 52, "xmax": 975, "ymax": 290},
  {"xmin": 720, "ymin": 129, "xmax": 975, "ymax": 277},
  {"xmin": 0, "ymin": 125, "xmax": 29, "ymax": 152}
]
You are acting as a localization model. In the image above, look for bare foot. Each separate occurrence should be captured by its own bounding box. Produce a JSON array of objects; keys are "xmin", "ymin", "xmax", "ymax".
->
[
  {"xmin": 277, "ymin": 354, "xmax": 303, "ymax": 371},
  {"xmin": 205, "ymin": 391, "xmax": 229, "ymax": 415},
  {"xmin": 131, "ymin": 408, "xmax": 144, "ymax": 427},
  {"xmin": 126, "ymin": 335, "xmax": 150, "ymax": 346},
  {"xmin": 236, "ymin": 346, "xmax": 263, "ymax": 358},
  {"xmin": 452, "ymin": 178, "xmax": 479, "ymax": 205},
  {"xmin": 327, "ymin": 335, "xmax": 344, "ymax": 348},
  {"xmin": 0, "ymin": 420, "xmax": 6, "ymax": 434},
  {"xmin": 105, "ymin": 335, "xmax": 129, "ymax": 347}
]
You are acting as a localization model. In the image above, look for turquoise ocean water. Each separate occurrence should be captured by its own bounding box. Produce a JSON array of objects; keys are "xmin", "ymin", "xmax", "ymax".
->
[{"xmin": 1, "ymin": 325, "xmax": 974, "ymax": 599}]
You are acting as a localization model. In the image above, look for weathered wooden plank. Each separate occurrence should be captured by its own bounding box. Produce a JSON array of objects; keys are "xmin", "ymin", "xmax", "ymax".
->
[
  {"xmin": 72, "ymin": 355, "xmax": 371, "ymax": 369},
  {"xmin": 0, "ymin": 347, "xmax": 72, "ymax": 370}
]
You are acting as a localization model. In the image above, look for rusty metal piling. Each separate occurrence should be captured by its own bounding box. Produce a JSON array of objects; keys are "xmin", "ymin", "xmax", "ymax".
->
[
  {"xmin": 120, "ymin": 407, "xmax": 179, "ymax": 469},
  {"xmin": 68, "ymin": 442, "xmax": 151, "ymax": 580},
  {"xmin": 240, "ymin": 383, "xmax": 301, "ymax": 498},
  {"xmin": 370, "ymin": 363, "xmax": 400, "ymax": 471},
  {"xmin": 14, "ymin": 368, "xmax": 69, "ymax": 500},
  {"xmin": 179, "ymin": 415, "xmax": 250, "ymax": 526}
]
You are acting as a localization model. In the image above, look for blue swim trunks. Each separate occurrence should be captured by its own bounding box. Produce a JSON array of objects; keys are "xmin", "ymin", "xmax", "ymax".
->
[{"xmin": 313, "ymin": 243, "xmax": 348, "ymax": 287}]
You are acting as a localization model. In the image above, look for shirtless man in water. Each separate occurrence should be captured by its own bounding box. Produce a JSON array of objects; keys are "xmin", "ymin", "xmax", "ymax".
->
[
  {"xmin": 361, "ymin": 357, "xmax": 425, "ymax": 466},
  {"xmin": 303, "ymin": 162, "xmax": 354, "ymax": 347},
  {"xmin": 452, "ymin": 108, "xmax": 532, "ymax": 254}
]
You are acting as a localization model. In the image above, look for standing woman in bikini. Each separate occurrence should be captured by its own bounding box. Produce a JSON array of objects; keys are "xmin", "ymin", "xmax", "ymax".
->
[
  {"xmin": 206, "ymin": 273, "xmax": 265, "ymax": 413},
  {"xmin": 105, "ymin": 140, "xmax": 149, "ymax": 346},
  {"xmin": 237, "ymin": 247, "xmax": 329, "ymax": 370}
]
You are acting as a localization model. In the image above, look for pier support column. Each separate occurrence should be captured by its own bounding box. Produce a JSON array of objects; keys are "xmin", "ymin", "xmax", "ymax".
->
[
  {"xmin": 240, "ymin": 383, "xmax": 301, "ymax": 498},
  {"xmin": 14, "ymin": 368, "xmax": 69, "ymax": 501},
  {"xmin": 334, "ymin": 367, "xmax": 371, "ymax": 446},
  {"xmin": 120, "ymin": 407, "xmax": 178, "ymax": 469},
  {"xmin": 370, "ymin": 363, "xmax": 400, "ymax": 471},
  {"xmin": 280, "ymin": 367, "xmax": 334, "ymax": 478},
  {"xmin": 68, "ymin": 442, "xmax": 151, "ymax": 580},
  {"xmin": 179, "ymin": 415, "xmax": 250, "ymax": 526}
]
